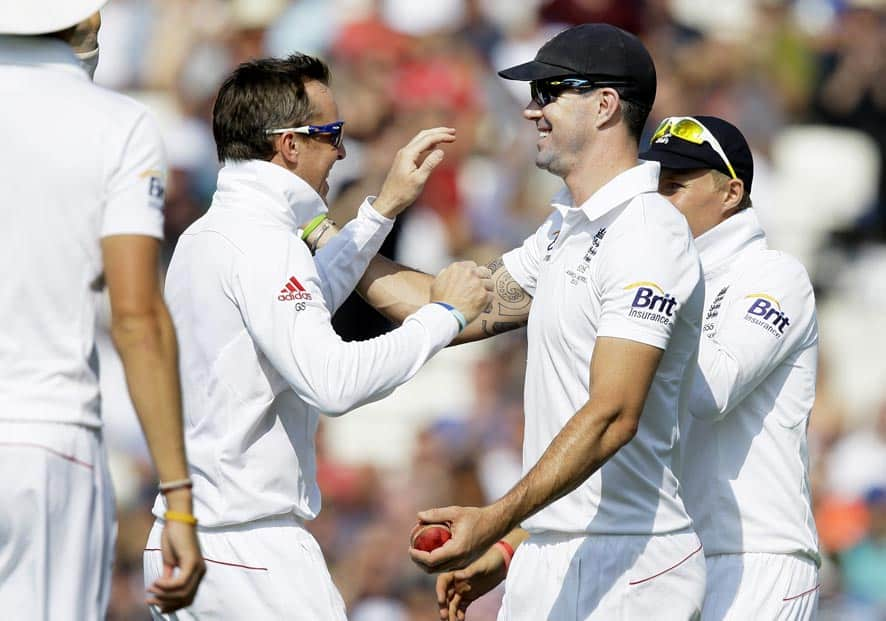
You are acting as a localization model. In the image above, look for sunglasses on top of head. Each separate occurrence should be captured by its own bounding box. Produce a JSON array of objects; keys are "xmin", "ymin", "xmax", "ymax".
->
[
  {"xmin": 651, "ymin": 117, "xmax": 737, "ymax": 180},
  {"xmin": 529, "ymin": 77, "xmax": 632, "ymax": 107},
  {"xmin": 265, "ymin": 121, "xmax": 345, "ymax": 149}
]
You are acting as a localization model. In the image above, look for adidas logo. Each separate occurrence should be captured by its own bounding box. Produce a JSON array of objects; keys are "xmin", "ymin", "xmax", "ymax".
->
[{"xmin": 277, "ymin": 276, "xmax": 313, "ymax": 302}]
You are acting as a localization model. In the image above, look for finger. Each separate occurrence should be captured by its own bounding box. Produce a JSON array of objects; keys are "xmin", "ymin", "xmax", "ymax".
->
[
  {"xmin": 483, "ymin": 279, "xmax": 494, "ymax": 292},
  {"xmin": 416, "ymin": 507, "xmax": 457, "ymax": 524},
  {"xmin": 402, "ymin": 129, "xmax": 455, "ymax": 161},
  {"xmin": 418, "ymin": 149, "xmax": 445, "ymax": 175},
  {"xmin": 474, "ymin": 266, "xmax": 492, "ymax": 279},
  {"xmin": 402, "ymin": 130, "xmax": 456, "ymax": 160},
  {"xmin": 436, "ymin": 574, "xmax": 452, "ymax": 606},
  {"xmin": 450, "ymin": 592, "xmax": 464, "ymax": 621}
]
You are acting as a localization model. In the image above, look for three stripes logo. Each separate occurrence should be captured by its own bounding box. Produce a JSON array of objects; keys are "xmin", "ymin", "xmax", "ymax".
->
[{"xmin": 277, "ymin": 276, "xmax": 313, "ymax": 302}]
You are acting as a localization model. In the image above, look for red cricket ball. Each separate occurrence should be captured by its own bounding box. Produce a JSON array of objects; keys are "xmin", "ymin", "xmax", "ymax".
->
[{"xmin": 410, "ymin": 522, "xmax": 452, "ymax": 552}]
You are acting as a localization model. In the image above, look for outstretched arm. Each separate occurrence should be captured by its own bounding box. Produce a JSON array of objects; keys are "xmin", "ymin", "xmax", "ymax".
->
[{"xmin": 352, "ymin": 254, "xmax": 532, "ymax": 345}]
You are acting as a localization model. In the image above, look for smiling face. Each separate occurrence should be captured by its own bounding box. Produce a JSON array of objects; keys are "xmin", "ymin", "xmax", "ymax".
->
[
  {"xmin": 658, "ymin": 167, "xmax": 743, "ymax": 238},
  {"xmin": 523, "ymin": 87, "xmax": 600, "ymax": 179},
  {"xmin": 291, "ymin": 80, "xmax": 346, "ymax": 198}
]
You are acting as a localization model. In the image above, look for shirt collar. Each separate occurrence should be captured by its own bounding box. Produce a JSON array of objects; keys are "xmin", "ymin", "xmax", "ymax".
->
[
  {"xmin": 550, "ymin": 161, "xmax": 661, "ymax": 221},
  {"xmin": 0, "ymin": 35, "xmax": 87, "ymax": 79},
  {"xmin": 215, "ymin": 159, "xmax": 328, "ymax": 229},
  {"xmin": 694, "ymin": 207, "xmax": 767, "ymax": 273}
]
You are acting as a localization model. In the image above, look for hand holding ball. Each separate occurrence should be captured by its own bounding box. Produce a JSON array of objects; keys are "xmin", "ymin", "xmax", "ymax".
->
[{"xmin": 410, "ymin": 522, "xmax": 452, "ymax": 552}]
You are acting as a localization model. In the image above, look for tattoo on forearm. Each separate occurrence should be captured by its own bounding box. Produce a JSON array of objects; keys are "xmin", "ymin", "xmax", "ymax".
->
[
  {"xmin": 479, "ymin": 257, "xmax": 531, "ymax": 336},
  {"xmin": 482, "ymin": 320, "xmax": 524, "ymax": 335}
]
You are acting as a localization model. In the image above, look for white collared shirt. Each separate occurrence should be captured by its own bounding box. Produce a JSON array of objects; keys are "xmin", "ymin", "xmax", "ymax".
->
[
  {"xmin": 0, "ymin": 36, "xmax": 166, "ymax": 427},
  {"xmin": 503, "ymin": 162, "xmax": 704, "ymax": 535},
  {"xmin": 679, "ymin": 208, "xmax": 820, "ymax": 562},
  {"xmin": 152, "ymin": 160, "xmax": 460, "ymax": 526}
]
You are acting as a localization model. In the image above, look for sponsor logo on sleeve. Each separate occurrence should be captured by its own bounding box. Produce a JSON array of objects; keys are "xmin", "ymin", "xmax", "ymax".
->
[
  {"xmin": 743, "ymin": 293, "xmax": 789, "ymax": 337},
  {"xmin": 278, "ymin": 276, "xmax": 312, "ymax": 310},
  {"xmin": 625, "ymin": 281, "xmax": 678, "ymax": 325},
  {"xmin": 140, "ymin": 169, "xmax": 166, "ymax": 204}
]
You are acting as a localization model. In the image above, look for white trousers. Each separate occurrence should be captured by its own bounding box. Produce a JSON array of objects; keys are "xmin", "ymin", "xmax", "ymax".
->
[
  {"xmin": 703, "ymin": 553, "xmax": 819, "ymax": 620},
  {"xmin": 0, "ymin": 421, "xmax": 116, "ymax": 621},
  {"xmin": 144, "ymin": 514, "xmax": 347, "ymax": 621},
  {"xmin": 497, "ymin": 530, "xmax": 706, "ymax": 621}
]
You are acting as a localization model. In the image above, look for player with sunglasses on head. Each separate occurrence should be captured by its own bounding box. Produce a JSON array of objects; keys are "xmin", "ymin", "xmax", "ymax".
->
[
  {"xmin": 642, "ymin": 116, "xmax": 821, "ymax": 619},
  {"xmin": 310, "ymin": 24, "xmax": 707, "ymax": 620},
  {"xmin": 141, "ymin": 54, "xmax": 494, "ymax": 620}
]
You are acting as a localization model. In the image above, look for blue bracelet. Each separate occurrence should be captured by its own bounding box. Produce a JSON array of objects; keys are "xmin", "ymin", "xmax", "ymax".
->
[{"xmin": 433, "ymin": 302, "xmax": 468, "ymax": 332}]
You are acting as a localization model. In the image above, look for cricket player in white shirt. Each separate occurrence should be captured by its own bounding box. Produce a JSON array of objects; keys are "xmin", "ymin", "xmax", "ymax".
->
[
  {"xmin": 141, "ymin": 54, "xmax": 493, "ymax": 620},
  {"xmin": 318, "ymin": 24, "xmax": 707, "ymax": 620},
  {"xmin": 641, "ymin": 116, "xmax": 820, "ymax": 619},
  {"xmin": 0, "ymin": 2, "xmax": 204, "ymax": 618}
]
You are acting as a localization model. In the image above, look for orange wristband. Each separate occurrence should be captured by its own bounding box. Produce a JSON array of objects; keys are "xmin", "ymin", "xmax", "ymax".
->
[
  {"xmin": 164, "ymin": 510, "xmax": 198, "ymax": 526},
  {"xmin": 494, "ymin": 540, "xmax": 514, "ymax": 570}
]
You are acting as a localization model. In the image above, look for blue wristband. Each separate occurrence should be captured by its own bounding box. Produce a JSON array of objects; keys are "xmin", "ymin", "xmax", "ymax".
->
[{"xmin": 433, "ymin": 302, "xmax": 467, "ymax": 332}]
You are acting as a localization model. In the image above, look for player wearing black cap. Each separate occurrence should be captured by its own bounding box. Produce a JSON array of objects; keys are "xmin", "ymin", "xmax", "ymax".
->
[
  {"xmin": 346, "ymin": 23, "xmax": 708, "ymax": 620},
  {"xmin": 643, "ymin": 116, "xmax": 821, "ymax": 619}
]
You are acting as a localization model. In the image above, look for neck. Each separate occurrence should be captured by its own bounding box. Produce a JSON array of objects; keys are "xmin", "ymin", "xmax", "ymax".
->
[{"xmin": 563, "ymin": 134, "xmax": 639, "ymax": 205}]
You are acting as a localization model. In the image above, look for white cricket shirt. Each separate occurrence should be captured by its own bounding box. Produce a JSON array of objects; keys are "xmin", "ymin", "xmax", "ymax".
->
[
  {"xmin": 503, "ymin": 162, "xmax": 704, "ymax": 535},
  {"xmin": 0, "ymin": 36, "xmax": 166, "ymax": 428},
  {"xmin": 678, "ymin": 207, "xmax": 820, "ymax": 563},
  {"xmin": 152, "ymin": 160, "xmax": 460, "ymax": 526}
]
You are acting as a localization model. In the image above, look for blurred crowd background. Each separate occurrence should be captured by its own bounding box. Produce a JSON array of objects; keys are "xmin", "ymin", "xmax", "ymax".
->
[{"xmin": 88, "ymin": 0, "xmax": 886, "ymax": 619}]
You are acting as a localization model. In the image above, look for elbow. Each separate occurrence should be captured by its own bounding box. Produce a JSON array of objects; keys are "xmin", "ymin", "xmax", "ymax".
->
[
  {"xmin": 609, "ymin": 412, "xmax": 640, "ymax": 447},
  {"xmin": 110, "ymin": 309, "xmax": 164, "ymax": 353}
]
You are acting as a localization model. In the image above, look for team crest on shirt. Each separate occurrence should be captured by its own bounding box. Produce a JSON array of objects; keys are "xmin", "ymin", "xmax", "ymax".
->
[
  {"xmin": 543, "ymin": 230, "xmax": 561, "ymax": 261},
  {"xmin": 624, "ymin": 281, "xmax": 678, "ymax": 325},
  {"xmin": 702, "ymin": 286, "xmax": 729, "ymax": 337},
  {"xmin": 743, "ymin": 294, "xmax": 789, "ymax": 337},
  {"xmin": 278, "ymin": 276, "xmax": 312, "ymax": 311},
  {"xmin": 566, "ymin": 227, "xmax": 607, "ymax": 285}
]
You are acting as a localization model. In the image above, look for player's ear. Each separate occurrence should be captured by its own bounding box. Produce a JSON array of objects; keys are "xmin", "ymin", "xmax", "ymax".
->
[
  {"xmin": 594, "ymin": 88, "xmax": 620, "ymax": 129},
  {"xmin": 722, "ymin": 178, "xmax": 744, "ymax": 213}
]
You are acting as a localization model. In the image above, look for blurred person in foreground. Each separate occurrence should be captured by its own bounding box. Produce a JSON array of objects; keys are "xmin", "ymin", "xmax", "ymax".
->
[
  {"xmin": 0, "ymin": 1, "xmax": 203, "ymax": 618},
  {"xmin": 142, "ymin": 53, "xmax": 493, "ymax": 620},
  {"xmin": 319, "ymin": 24, "xmax": 707, "ymax": 619}
]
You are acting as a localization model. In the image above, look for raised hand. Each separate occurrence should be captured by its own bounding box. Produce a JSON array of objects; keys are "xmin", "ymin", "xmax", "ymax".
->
[{"xmin": 373, "ymin": 127, "xmax": 456, "ymax": 218}]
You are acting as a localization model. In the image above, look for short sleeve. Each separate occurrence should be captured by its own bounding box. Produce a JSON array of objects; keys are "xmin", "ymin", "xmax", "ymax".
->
[
  {"xmin": 596, "ymin": 224, "xmax": 701, "ymax": 350},
  {"xmin": 101, "ymin": 110, "xmax": 166, "ymax": 239},
  {"xmin": 502, "ymin": 211, "xmax": 562, "ymax": 296}
]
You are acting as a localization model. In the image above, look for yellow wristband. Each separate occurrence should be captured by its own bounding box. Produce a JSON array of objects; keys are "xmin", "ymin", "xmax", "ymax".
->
[
  {"xmin": 300, "ymin": 214, "xmax": 327, "ymax": 241},
  {"xmin": 164, "ymin": 510, "xmax": 198, "ymax": 526}
]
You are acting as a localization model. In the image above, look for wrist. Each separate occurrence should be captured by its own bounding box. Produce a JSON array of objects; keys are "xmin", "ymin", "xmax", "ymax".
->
[
  {"xmin": 163, "ymin": 488, "xmax": 194, "ymax": 513},
  {"xmin": 493, "ymin": 540, "xmax": 515, "ymax": 571},
  {"xmin": 370, "ymin": 195, "xmax": 400, "ymax": 219},
  {"xmin": 431, "ymin": 301, "xmax": 467, "ymax": 332}
]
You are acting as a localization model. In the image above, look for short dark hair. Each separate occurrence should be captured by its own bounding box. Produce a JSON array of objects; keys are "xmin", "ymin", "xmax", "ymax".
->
[
  {"xmin": 619, "ymin": 96, "xmax": 651, "ymax": 144},
  {"xmin": 213, "ymin": 54, "xmax": 330, "ymax": 162}
]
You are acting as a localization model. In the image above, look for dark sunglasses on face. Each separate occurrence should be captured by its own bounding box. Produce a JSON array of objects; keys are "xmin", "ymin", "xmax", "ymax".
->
[
  {"xmin": 529, "ymin": 77, "xmax": 632, "ymax": 107},
  {"xmin": 265, "ymin": 121, "xmax": 345, "ymax": 149}
]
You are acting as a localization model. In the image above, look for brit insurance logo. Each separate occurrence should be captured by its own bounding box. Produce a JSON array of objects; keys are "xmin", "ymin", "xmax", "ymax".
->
[
  {"xmin": 625, "ymin": 281, "xmax": 678, "ymax": 325},
  {"xmin": 743, "ymin": 293, "xmax": 789, "ymax": 337},
  {"xmin": 278, "ymin": 276, "xmax": 312, "ymax": 310}
]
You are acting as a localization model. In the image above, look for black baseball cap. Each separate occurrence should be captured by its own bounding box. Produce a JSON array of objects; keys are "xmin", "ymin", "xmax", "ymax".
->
[
  {"xmin": 498, "ymin": 23, "xmax": 656, "ymax": 108},
  {"xmin": 641, "ymin": 115, "xmax": 754, "ymax": 193}
]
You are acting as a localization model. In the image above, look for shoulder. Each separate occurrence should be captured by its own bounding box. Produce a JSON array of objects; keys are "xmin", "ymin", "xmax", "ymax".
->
[{"xmin": 738, "ymin": 248, "xmax": 814, "ymax": 299}]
